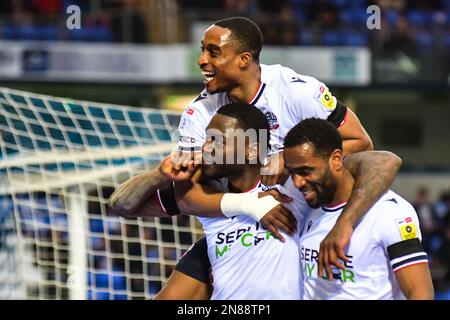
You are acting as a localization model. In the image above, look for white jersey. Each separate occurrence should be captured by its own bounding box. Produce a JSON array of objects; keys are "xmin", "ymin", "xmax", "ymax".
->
[
  {"xmin": 197, "ymin": 176, "xmax": 309, "ymax": 300},
  {"xmin": 178, "ymin": 64, "xmax": 340, "ymax": 153},
  {"xmin": 300, "ymin": 190, "xmax": 429, "ymax": 300}
]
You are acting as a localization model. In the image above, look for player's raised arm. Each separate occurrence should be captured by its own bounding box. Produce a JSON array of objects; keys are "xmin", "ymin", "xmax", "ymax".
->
[
  {"xmin": 336, "ymin": 107, "xmax": 373, "ymax": 156},
  {"xmin": 318, "ymin": 150, "xmax": 403, "ymax": 279},
  {"xmin": 108, "ymin": 155, "xmax": 197, "ymax": 218}
]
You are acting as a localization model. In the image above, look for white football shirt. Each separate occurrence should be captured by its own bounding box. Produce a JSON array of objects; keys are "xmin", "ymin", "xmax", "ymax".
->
[
  {"xmin": 300, "ymin": 190, "xmax": 429, "ymax": 300},
  {"xmin": 177, "ymin": 64, "xmax": 341, "ymax": 153},
  {"xmin": 197, "ymin": 176, "xmax": 309, "ymax": 300}
]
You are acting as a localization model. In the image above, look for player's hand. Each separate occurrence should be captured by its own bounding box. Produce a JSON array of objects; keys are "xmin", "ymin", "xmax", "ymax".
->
[
  {"xmin": 318, "ymin": 218, "xmax": 353, "ymax": 280},
  {"xmin": 260, "ymin": 152, "xmax": 289, "ymax": 186},
  {"xmin": 258, "ymin": 190, "xmax": 296, "ymax": 242},
  {"xmin": 158, "ymin": 154, "xmax": 198, "ymax": 182}
]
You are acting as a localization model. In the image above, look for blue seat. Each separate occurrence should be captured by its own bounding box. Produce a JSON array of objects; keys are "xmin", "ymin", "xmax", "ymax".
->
[
  {"xmin": 67, "ymin": 28, "xmax": 89, "ymax": 41},
  {"xmin": 68, "ymin": 26, "xmax": 112, "ymax": 42},
  {"xmin": 385, "ymin": 10, "xmax": 399, "ymax": 26},
  {"xmin": 88, "ymin": 290, "xmax": 110, "ymax": 300},
  {"xmin": 415, "ymin": 31, "xmax": 435, "ymax": 50},
  {"xmin": 18, "ymin": 25, "xmax": 39, "ymax": 40},
  {"xmin": 343, "ymin": 31, "xmax": 368, "ymax": 46},
  {"xmin": 444, "ymin": 33, "xmax": 450, "ymax": 48},
  {"xmin": 2, "ymin": 25, "xmax": 17, "ymax": 39},
  {"xmin": 293, "ymin": 7, "xmax": 307, "ymax": 22},
  {"xmin": 340, "ymin": 10, "xmax": 367, "ymax": 26},
  {"xmin": 333, "ymin": 0, "xmax": 350, "ymax": 9},
  {"xmin": 113, "ymin": 274, "xmax": 126, "ymax": 290},
  {"xmin": 94, "ymin": 272, "xmax": 109, "ymax": 288},
  {"xmin": 113, "ymin": 294, "xmax": 128, "ymax": 300},
  {"xmin": 299, "ymin": 29, "xmax": 314, "ymax": 45},
  {"xmin": 443, "ymin": 0, "xmax": 450, "ymax": 10},
  {"xmin": 407, "ymin": 11, "xmax": 432, "ymax": 26},
  {"xmin": 38, "ymin": 26, "xmax": 59, "ymax": 41},
  {"xmin": 348, "ymin": 0, "xmax": 366, "ymax": 10},
  {"xmin": 90, "ymin": 218, "xmax": 104, "ymax": 233},
  {"xmin": 90, "ymin": 26, "xmax": 113, "ymax": 42},
  {"xmin": 321, "ymin": 31, "xmax": 341, "ymax": 46}
]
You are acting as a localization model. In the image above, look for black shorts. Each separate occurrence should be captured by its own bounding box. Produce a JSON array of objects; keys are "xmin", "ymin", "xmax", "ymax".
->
[{"xmin": 175, "ymin": 236, "xmax": 211, "ymax": 284}]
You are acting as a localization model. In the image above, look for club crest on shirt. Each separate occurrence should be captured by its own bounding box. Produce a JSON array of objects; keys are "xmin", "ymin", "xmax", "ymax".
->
[
  {"xmin": 395, "ymin": 216, "xmax": 417, "ymax": 240},
  {"xmin": 265, "ymin": 111, "xmax": 279, "ymax": 130},
  {"xmin": 179, "ymin": 115, "xmax": 191, "ymax": 129}
]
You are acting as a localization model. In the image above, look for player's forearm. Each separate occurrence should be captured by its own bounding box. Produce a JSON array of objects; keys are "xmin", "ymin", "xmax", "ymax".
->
[
  {"xmin": 108, "ymin": 167, "xmax": 169, "ymax": 216},
  {"xmin": 340, "ymin": 151, "xmax": 402, "ymax": 225},
  {"xmin": 342, "ymin": 137, "xmax": 373, "ymax": 157},
  {"xmin": 174, "ymin": 180, "xmax": 225, "ymax": 217},
  {"xmin": 175, "ymin": 181, "xmax": 281, "ymax": 222}
]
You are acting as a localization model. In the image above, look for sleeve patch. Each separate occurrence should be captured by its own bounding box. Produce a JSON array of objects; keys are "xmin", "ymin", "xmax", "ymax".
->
[
  {"xmin": 315, "ymin": 85, "xmax": 337, "ymax": 110},
  {"xmin": 395, "ymin": 217, "xmax": 417, "ymax": 240},
  {"xmin": 179, "ymin": 114, "xmax": 192, "ymax": 130}
]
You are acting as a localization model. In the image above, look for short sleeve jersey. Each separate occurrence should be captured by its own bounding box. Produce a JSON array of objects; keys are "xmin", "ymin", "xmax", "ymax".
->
[
  {"xmin": 177, "ymin": 64, "xmax": 344, "ymax": 153},
  {"xmin": 300, "ymin": 190, "xmax": 429, "ymax": 300}
]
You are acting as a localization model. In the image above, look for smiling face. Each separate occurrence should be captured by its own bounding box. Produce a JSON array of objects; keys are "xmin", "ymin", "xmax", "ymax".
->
[
  {"xmin": 198, "ymin": 25, "xmax": 245, "ymax": 94},
  {"xmin": 201, "ymin": 113, "xmax": 247, "ymax": 179},
  {"xmin": 283, "ymin": 143, "xmax": 338, "ymax": 209}
]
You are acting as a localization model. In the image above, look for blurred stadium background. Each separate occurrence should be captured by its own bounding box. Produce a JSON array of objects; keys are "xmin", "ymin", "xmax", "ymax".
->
[{"xmin": 0, "ymin": 0, "xmax": 449, "ymax": 300}]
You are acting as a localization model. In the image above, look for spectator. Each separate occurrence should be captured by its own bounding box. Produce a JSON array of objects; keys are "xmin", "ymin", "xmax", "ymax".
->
[
  {"xmin": 109, "ymin": 0, "xmax": 147, "ymax": 43},
  {"xmin": 224, "ymin": 0, "xmax": 256, "ymax": 16},
  {"xmin": 257, "ymin": 0, "xmax": 289, "ymax": 14},
  {"xmin": 407, "ymin": 0, "xmax": 443, "ymax": 11},
  {"xmin": 382, "ymin": 14, "xmax": 416, "ymax": 53},
  {"xmin": 307, "ymin": 0, "xmax": 340, "ymax": 29},
  {"xmin": 31, "ymin": 0, "xmax": 62, "ymax": 16},
  {"xmin": 413, "ymin": 186, "xmax": 436, "ymax": 251}
]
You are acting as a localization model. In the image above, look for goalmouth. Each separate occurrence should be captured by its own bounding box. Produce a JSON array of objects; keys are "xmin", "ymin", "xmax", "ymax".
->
[{"xmin": 0, "ymin": 87, "xmax": 203, "ymax": 299}]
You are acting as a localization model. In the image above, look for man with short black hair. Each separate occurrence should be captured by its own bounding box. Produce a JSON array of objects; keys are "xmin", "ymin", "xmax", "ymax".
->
[{"xmin": 284, "ymin": 118, "xmax": 434, "ymax": 299}]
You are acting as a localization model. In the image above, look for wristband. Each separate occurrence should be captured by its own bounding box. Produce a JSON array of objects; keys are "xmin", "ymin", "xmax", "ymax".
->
[{"xmin": 220, "ymin": 192, "xmax": 280, "ymax": 221}]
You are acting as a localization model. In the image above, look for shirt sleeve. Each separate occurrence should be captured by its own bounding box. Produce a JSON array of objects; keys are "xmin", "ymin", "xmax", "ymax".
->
[
  {"xmin": 375, "ymin": 198, "xmax": 429, "ymax": 273},
  {"xmin": 293, "ymin": 79, "xmax": 339, "ymax": 122},
  {"xmin": 177, "ymin": 93, "xmax": 209, "ymax": 152}
]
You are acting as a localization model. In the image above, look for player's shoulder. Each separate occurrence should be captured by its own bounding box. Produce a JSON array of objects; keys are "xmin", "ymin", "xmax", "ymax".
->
[
  {"xmin": 371, "ymin": 190, "xmax": 418, "ymax": 220},
  {"xmin": 262, "ymin": 64, "xmax": 326, "ymax": 102},
  {"xmin": 182, "ymin": 89, "xmax": 225, "ymax": 118}
]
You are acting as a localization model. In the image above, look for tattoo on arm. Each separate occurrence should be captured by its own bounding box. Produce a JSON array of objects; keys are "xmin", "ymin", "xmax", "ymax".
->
[{"xmin": 342, "ymin": 151, "xmax": 402, "ymax": 224}]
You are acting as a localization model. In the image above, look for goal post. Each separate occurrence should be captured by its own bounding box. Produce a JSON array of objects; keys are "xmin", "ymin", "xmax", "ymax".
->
[{"xmin": 0, "ymin": 87, "xmax": 204, "ymax": 299}]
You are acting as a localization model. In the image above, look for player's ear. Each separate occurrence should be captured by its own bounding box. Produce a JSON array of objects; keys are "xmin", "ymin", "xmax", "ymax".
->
[
  {"xmin": 239, "ymin": 52, "xmax": 252, "ymax": 68},
  {"xmin": 329, "ymin": 149, "xmax": 344, "ymax": 171}
]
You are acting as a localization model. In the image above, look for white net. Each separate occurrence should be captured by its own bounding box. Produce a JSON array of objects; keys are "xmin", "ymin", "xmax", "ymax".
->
[{"xmin": 0, "ymin": 87, "xmax": 204, "ymax": 300}]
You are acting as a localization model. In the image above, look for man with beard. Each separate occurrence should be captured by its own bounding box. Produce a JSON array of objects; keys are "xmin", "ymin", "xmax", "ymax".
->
[{"xmin": 284, "ymin": 118, "xmax": 434, "ymax": 299}]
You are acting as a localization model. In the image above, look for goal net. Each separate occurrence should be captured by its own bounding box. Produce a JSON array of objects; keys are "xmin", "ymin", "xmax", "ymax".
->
[{"xmin": 0, "ymin": 87, "xmax": 204, "ymax": 300}]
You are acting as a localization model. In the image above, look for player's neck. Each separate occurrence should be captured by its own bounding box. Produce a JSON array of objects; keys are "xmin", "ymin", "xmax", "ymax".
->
[
  {"xmin": 328, "ymin": 169, "xmax": 354, "ymax": 207},
  {"xmin": 227, "ymin": 166, "xmax": 261, "ymax": 193},
  {"xmin": 227, "ymin": 64, "xmax": 261, "ymax": 103}
]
